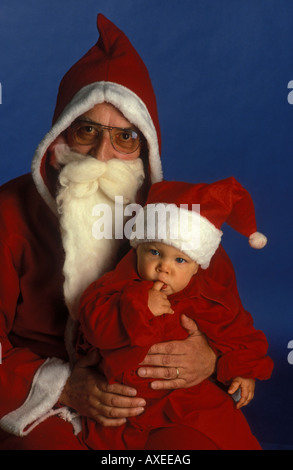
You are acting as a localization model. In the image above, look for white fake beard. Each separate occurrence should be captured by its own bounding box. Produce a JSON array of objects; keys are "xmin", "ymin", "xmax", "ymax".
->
[{"xmin": 55, "ymin": 145, "xmax": 145, "ymax": 320}]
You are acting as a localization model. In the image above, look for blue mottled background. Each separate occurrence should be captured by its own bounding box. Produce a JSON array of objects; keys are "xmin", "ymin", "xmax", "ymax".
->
[{"xmin": 0, "ymin": 0, "xmax": 292, "ymax": 449}]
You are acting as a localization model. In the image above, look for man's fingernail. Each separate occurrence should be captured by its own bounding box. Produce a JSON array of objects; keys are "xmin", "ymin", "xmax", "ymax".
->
[
  {"xmin": 150, "ymin": 382, "xmax": 159, "ymax": 389},
  {"xmin": 136, "ymin": 407, "xmax": 145, "ymax": 415},
  {"xmin": 138, "ymin": 368, "xmax": 146, "ymax": 376}
]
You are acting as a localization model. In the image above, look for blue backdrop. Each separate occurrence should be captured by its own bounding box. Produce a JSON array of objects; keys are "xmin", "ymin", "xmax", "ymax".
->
[{"xmin": 1, "ymin": 0, "xmax": 292, "ymax": 450}]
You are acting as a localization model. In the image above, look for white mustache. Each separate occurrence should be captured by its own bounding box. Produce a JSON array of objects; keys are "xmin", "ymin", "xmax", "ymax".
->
[{"xmin": 55, "ymin": 145, "xmax": 145, "ymax": 210}]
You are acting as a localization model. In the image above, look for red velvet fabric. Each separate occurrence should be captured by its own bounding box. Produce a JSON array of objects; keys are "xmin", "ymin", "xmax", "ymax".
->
[
  {"xmin": 0, "ymin": 417, "xmax": 86, "ymax": 450},
  {"xmin": 77, "ymin": 248, "xmax": 273, "ymax": 450},
  {"xmin": 52, "ymin": 14, "xmax": 161, "ymax": 152},
  {"xmin": 0, "ymin": 175, "xmax": 69, "ymax": 419},
  {"xmin": 144, "ymin": 178, "xmax": 259, "ymax": 237},
  {"xmin": 0, "ymin": 175, "xmax": 272, "ymax": 449}
]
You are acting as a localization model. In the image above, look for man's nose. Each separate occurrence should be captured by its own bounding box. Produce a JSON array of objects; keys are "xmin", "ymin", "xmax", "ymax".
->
[{"xmin": 89, "ymin": 132, "xmax": 113, "ymax": 161}]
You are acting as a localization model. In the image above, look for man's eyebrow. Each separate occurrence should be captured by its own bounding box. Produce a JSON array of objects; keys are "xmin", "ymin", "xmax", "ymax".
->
[
  {"xmin": 75, "ymin": 117, "xmax": 99, "ymax": 125},
  {"xmin": 76, "ymin": 116, "xmax": 137, "ymax": 130}
]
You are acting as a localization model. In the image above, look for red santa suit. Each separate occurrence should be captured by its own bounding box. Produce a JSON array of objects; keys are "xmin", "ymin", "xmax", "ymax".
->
[
  {"xmin": 78, "ymin": 248, "xmax": 273, "ymax": 450},
  {"xmin": 0, "ymin": 15, "xmax": 162, "ymax": 449}
]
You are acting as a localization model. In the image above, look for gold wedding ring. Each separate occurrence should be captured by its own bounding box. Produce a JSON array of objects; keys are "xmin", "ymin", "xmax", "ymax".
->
[{"xmin": 176, "ymin": 367, "xmax": 180, "ymax": 378}]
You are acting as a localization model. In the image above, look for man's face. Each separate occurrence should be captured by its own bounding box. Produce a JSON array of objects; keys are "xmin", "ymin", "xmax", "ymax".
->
[
  {"xmin": 65, "ymin": 102, "xmax": 142, "ymax": 162},
  {"xmin": 136, "ymin": 242, "xmax": 199, "ymax": 295}
]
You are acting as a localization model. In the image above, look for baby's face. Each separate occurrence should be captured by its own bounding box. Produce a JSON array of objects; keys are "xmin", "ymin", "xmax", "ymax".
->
[{"xmin": 136, "ymin": 242, "xmax": 199, "ymax": 295}]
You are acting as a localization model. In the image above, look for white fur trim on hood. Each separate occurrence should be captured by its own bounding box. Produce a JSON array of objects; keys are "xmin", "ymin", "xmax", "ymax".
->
[{"xmin": 31, "ymin": 81, "xmax": 163, "ymax": 213}]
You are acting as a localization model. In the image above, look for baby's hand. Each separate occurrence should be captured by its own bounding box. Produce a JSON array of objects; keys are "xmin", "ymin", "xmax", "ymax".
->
[
  {"xmin": 228, "ymin": 377, "xmax": 255, "ymax": 409},
  {"xmin": 148, "ymin": 281, "xmax": 174, "ymax": 317}
]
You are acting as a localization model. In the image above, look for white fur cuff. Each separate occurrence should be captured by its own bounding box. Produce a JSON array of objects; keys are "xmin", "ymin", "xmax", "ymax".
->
[{"xmin": 0, "ymin": 358, "xmax": 78, "ymax": 437}]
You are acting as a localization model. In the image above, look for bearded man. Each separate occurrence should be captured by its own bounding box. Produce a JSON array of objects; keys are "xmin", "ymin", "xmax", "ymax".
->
[{"xmin": 0, "ymin": 15, "xmax": 235, "ymax": 450}]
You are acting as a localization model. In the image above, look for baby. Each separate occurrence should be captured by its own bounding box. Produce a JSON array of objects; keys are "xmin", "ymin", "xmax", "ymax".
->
[
  {"xmin": 137, "ymin": 239, "xmax": 254, "ymax": 407},
  {"xmin": 77, "ymin": 177, "xmax": 273, "ymax": 450}
]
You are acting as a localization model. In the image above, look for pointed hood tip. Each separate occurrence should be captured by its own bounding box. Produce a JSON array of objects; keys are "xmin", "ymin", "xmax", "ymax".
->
[
  {"xmin": 96, "ymin": 14, "xmax": 115, "ymax": 52},
  {"xmin": 97, "ymin": 13, "xmax": 112, "ymax": 28},
  {"xmin": 32, "ymin": 13, "xmax": 163, "ymax": 209},
  {"xmin": 96, "ymin": 13, "xmax": 127, "ymax": 53}
]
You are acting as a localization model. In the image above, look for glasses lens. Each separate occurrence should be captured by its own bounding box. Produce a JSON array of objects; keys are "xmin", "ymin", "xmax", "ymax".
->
[
  {"xmin": 111, "ymin": 128, "xmax": 140, "ymax": 154},
  {"xmin": 71, "ymin": 122, "xmax": 100, "ymax": 145},
  {"xmin": 70, "ymin": 121, "xmax": 141, "ymax": 154}
]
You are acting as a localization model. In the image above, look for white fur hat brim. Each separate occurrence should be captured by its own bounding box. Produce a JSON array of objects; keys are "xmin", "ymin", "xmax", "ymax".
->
[{"xmin": 129, "ymin": 204, "xmax": 223, "ymax": 269}]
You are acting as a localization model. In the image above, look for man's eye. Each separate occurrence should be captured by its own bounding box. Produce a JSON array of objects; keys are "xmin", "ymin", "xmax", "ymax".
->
[
  {"xmin": 117, "ymin": 131, "xmax": 132, "ymax": 141},
  {"xmin": 83, "ymin": 125, "xmax": 96, "ymax": 134},
  {"xmin": 176, "ymin": 257, "xmax": 186, "ymax": 264},
  {"xmin": 118, "ymin": 130, "xmax": 138, "ymax": 141}
]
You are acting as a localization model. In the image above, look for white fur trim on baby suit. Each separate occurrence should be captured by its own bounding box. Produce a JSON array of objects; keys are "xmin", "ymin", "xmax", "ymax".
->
[
  {"xmin": 0, "ymin": 358, "xmax": 81, "ymax": 437},
  {"xmin": 130, "ymin": 204, "xmax": 223, "ymax": 269},
  {"xmin": 31, "ymin": 81, "xmax": 163, "ymax": 213}
]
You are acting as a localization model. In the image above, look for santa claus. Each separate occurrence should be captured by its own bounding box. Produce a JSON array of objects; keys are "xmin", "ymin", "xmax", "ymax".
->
[{"xmin": 0, "ymin": 15, "xmax": 233, "ymax": 449}]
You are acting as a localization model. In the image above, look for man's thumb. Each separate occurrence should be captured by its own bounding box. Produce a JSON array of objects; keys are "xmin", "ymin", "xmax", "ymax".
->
[
  {"xmin": 180, "ymin": 314, "xmax": 201, "ymax": 336},
  {"xmin": 76, "ymin": 349, "xmax": 100, "ymax": 368}
]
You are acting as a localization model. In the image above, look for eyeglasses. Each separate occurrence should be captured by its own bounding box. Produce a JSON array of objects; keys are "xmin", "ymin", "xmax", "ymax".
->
[{"xmin": 69, "ymin": 119, "xmax": 141, "ymax": 154}]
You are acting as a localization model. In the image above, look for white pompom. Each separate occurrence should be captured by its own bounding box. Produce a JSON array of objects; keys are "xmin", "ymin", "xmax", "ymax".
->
[{"xmin": 249, "ymin": 232, "xmax": 267, "ymax": 249}]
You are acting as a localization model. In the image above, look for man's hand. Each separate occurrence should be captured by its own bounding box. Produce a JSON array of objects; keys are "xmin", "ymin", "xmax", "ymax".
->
[
  {"xmin": 148, "ymin": 281, "xmax": 174, "ymax": 316},
  {"xmin": 137, "ymin": 314, "xmax": 217, "ymax": 389},
  {"xmin": 228, "ymin": 377, "xmax": 255, "ymax": 409},
  {"xmin": 59, "ymin": 350, "xmax": 146, "ymax": 426}
]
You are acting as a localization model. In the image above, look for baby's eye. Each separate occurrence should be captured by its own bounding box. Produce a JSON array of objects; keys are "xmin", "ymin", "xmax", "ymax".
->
[
  {"xmin": 150, "ymin": 249, "xmax": 160, "ymax": 256},
  {"xmin": 176, "ymin": 257, "xmax": 186, "ymax": 264}
]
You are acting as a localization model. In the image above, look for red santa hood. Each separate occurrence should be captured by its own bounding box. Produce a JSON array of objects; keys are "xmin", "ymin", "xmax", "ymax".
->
[{"xmin": 31, "ymin": 14, "xmax": 163, "ymax": 213}]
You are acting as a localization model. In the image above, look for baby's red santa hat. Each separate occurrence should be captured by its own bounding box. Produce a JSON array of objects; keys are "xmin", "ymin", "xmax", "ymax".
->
[{"xmin": 130, "ymin": 177, "xmax": 267, "ymax": 269}]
